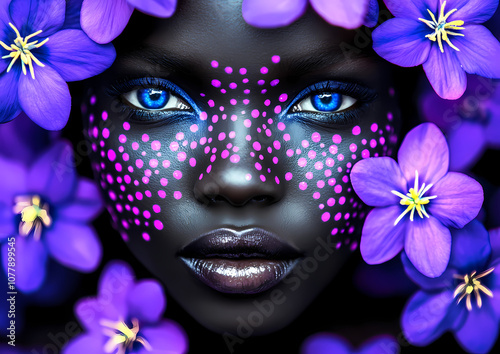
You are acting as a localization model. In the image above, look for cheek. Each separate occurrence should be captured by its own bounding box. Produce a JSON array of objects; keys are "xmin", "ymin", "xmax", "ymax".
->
[{"xmin": 82, "ymin": 55, "xmax": 399, "ymax": 250}]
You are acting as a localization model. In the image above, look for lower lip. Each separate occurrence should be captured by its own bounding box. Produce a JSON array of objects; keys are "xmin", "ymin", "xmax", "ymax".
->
[{"xmin": 181, "ymin": 258, "xmax": 298, "ymax": 294}]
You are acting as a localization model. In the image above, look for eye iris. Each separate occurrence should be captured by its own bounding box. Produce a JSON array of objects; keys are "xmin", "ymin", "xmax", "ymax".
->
[
  {"xmin": 312, "ymin": 93, "xmax": 342, "ymax": 112},
  {"xmin": 137, "ymin": 88, "xmax": 169, "ymax": 109}
]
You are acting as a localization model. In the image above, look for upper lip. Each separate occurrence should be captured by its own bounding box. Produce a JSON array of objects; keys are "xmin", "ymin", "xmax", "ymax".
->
[{"xmin": 178, "ymin": 227, "xmax": 303, "ymax": 259}]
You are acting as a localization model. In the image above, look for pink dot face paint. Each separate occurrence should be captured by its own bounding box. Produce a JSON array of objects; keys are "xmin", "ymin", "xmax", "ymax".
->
[{"xmin": 82, "ymin": 2, "xmax": 401, "ymax": 337}]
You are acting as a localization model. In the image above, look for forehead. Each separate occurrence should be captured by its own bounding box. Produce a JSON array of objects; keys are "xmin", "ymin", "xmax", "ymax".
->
[{"xmin": 113, "ymin": 0, "xmax": 376, "ymax": 81}]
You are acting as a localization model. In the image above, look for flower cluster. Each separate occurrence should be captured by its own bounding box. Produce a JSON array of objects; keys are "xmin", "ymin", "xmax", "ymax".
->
[
  {"xmin": 351, "ymin": 123, "xmax": 483, "ymax": 278},
  {"xmin": 0, "ymin": 134, "xmax": 103, "ymax": 292},
  {"xmin": 372, "ymin": 0, "xmax": 500, "ymax": 99},
  {"xmin": 0, "ymin": 0, "xmax": 116, "ymax": 130},
  {"xmin": 63, "ymin": 260, "xmax": 188, "ymax": 354}
]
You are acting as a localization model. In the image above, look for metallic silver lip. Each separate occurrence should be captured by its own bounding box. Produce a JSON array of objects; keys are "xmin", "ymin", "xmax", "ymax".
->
[{"xmin": 178, "ymin": 227, "xmax": 302, "ymax": 294}]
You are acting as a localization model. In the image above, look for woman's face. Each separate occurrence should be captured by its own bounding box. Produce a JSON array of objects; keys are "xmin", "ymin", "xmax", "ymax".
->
[{"xmin": 82, "ymin": 0, "xmax": 400, "ymax": 336}]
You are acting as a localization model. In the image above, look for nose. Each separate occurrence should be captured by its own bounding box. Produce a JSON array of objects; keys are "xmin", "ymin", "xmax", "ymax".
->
[
  {"xmin": 193, "ymin": 124, "xmax": 285, "ymax": 207},
  {"xmin": 194, "ymin": 157, "xmax": 285, "ymax": 206}
]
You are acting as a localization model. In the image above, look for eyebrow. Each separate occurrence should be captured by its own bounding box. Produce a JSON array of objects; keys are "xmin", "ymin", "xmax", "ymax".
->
[{"xmin": 119, "ymin": 46, "xmax": 198, "ymax": 76}]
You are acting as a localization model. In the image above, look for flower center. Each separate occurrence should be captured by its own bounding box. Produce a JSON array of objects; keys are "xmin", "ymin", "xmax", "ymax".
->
[
  {"xmin": 418, "ymin": 1, "xmax": 465, "ymax": 53},
  {"xmin": 101, "ymin": 318, "xmax": 152, "ymax": 354},
  {"xmin": 0, "ymin": 22, "xmax": 48, "ymax": 79},
  {"xmin": 13, "ymin": 195, "xmax": 52, "ymax": 241},
  {"xmin": 391, "ymin": 170, "xmax": 437, "ymax": 225},
  {"xmin": 453, "ymin": 267, "xmax": 494, "ymax": 311}
]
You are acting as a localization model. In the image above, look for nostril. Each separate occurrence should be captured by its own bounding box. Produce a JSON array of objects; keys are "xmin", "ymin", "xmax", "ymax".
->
[{"xmin": 251, "ymin": 195, "xmax": 272, "ymax": 203}]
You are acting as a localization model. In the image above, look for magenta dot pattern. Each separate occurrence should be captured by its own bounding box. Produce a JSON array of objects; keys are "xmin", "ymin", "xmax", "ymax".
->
[{"xmin": 83, "ymin": 55, "xmax": 398, "ymax": 249}]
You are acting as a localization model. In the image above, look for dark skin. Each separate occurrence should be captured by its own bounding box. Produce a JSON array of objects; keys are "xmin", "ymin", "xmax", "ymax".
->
[{"xmin": 81, "ymin": 0, "xmax": 401, "ymax": 351}]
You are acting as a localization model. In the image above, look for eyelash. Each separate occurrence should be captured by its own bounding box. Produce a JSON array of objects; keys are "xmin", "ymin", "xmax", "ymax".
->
[
  {"xmin": 107, "ymin": 77, "xmax": 198, "ymax": 123},
  {"xmin": 284, "ymin": 81, "xmax": 378, "ymax": 127},
  {"xmin": 108, "ymin": 78, "xmax": 376, "ymax": 126}
]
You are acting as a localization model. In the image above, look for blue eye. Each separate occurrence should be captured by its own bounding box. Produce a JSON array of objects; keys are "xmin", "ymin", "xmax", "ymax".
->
[
  {"xmin": 311, "ymin": 93, "xmax": 342, "ymax": 112},
  {"xmin": 123, "ymin": 87, "xmax": 190, "ymax": 112},
  {"xmin": 137, "ymin": 88, "xmax": 169, "ymax": 109},
  {"xmin": 293, "ymin": 91, "xmax": 356, "ymax": 114}
]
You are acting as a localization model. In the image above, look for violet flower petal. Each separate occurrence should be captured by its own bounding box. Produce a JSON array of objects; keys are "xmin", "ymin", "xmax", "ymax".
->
[
  {"xmin": 137, "ymin": 321, "xmax": 189, "ymax": 354},
  {"xmin": 404, "ymin": 216, "xmax": 451, "ymax": 278},
  {"xmin": 80, "ymin": 0, "xmax": 134, "ymax": 44},
  {"xmin": 401, "ymin": 290, "xmax": 454, "ymax": 346},
  {"xmin": 97, "ymin": 260, "xmax": 134, "ymax": 314},
  {"xmin": 45, "ymin": 221, "xmax": 101, "ymax": 272},
  {"xmin": 449, "ymin": 0, "xmax": 499, "ymax": 24},
  {"xmin": 57, "ymin": 178, "xmax": 103, "ymax": 222},
  {"xmin": 428, "ymin": 172, "xmax": 484, "ymax": 229},
  {"xmin": 447, "ymin": 220, "xmax": 491, "ymax": 271},
  {"xmin": 18, "ymin": 64, "xmax": 71, "ymax": 131},
  {"xmin": 300, "ymin": 333, "xmax": 351, "ymax": 354},
  {"xmin": 2, "ymin": 236, "xmax": 47, "ymax": 293},
  {"xmin": 27, "ymin": 140, "xmax": 76, "ymax": 204},
  {"xmin": 363, "ymin": 0, "xmax": 380, "ymax": 28},
  {"xmin": 382, "ymin": 0, "xmax": 423, "ymax": 19},
  {"xmin": 397, "ymin": 123, "xmax": 449, "ymax": 186},
  {"xmin": 422, "ymin": 46, "xmax": 467, "ymax": 100},
  {"xmin": 455, "ymin": 25, "xmax": 500, "ymax": 79},
  {"xmin": 360, "ymin": 206, "xmax": 406, "ymax": 264},
  {"xmin": 241, "ymin": 0, "xmax": 307, "ymax": 28},
  {"xmin": 0, "ymin": 71, "xmax": 21, "ymax": 124},
  {"xmin": 9, "ymin": 0, "xmax": 65, "ymax": 37},
  {"xmin": 43, "ymin": 29, "xmax": 116, "ymax": 82},
  {"xmin": 75, "ymin": 298, "xmax": 124, "ymax": 333},
  {"xmin": 454, "ymin": 301, "xmax": 499, "ymax": 354},
  {"xmin": 350, "ymin": 157, "xmax": 407, "ymax": 207},
  {"xmin": 61, "ymin": 333, "xmax": 105, "ymax": 354},
  {"xmin": 127, "ymin": 0, "xmax": 176, "ymax": 17},
  {"xmin": 310, "ymin": 0, "xmax": 369, "ymax": 29},
  {"xmin": 447, "ymin": 122, "xmax": 486, "ymax": 171},
  {"xmin": 63, "ymin": 0, "xmax": 83, "ymax": 29},
  {"xmin": 401, "ymin": 252, "xmax": 455, "ymax": 291},
  {"xmin": 127, "ymin": 280, "xmax": 166, "ymax": 324},
  {"xmin": 372, "ymin": 18, "xmax": 432, "ymax": 67}
]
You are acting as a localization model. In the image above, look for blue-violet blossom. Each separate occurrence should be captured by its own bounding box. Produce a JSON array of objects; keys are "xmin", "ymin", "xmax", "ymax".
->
[
  {"xmin": 242, "ymin": 0, "xmax": 379, "ymax": 29},
  {"xmin": 373, "ymin": 0, "xmax": 500, "ymax": 100},
  {"xmin": 0, "ymin": 140, "xmax": 103, "ymax": 292},
  {"xmin": 0, "ymin": 0, "xmax": 116, "ymax": 130},
  {"xmin": 401, "ymin": 220, "xmax": 500, "ymax": 353},
  {"xmin": 350, "ymin": 123, "xmax": 483, "ymax": 278},
  {"xmin": 63, "ymin": 260, "xmax": 188, "ymax": 354},
  {"xmin": 81, "ymin": 0, "xmax": 177, "ymax": 44},
  {"xmin": 301, "ymin": 333, "xmax": 399, "ymax": 354}
]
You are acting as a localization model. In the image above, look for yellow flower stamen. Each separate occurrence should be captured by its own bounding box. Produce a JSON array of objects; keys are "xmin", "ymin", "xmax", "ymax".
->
[
  {"xmin": 453, "ymin": 267, "xmax": 494, "ymax": 311},
  {"xmin": 0, "ymin": 22, "xmax": 48, "ymax": 79},
  {"xmin": 101, "ymin": 318, "xmax": 152, "ymax": 354},
  {"xmin": 418, "ymin": 1, "xmax": 465, "ymax": 53},
  {"xmin": 391, "ymin": 170, "xmax": 437, "ymax": 226},
  {"xmin": 13, "ymin": 195, "xmax": 52, "ymax": 241}
]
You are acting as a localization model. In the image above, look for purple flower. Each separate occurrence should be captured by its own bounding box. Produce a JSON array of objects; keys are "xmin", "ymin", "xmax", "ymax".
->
[
  {"xmin": 350, "ymin": 123, "xmax": 483, "ymax": 278},
  {"xmin": 301, "ymin": 333, "xmax": 399, "ymax": 354},
  {"xmin": 242, "ymin": 0, "xmax": 379, "ymax": 29},
  {"xmin": 373, "ymin": 0, "xmax": 500, "ymax": 99},
  {"xmin": 420, "ymin": 75, "xmax": 500, "ymax": 171},
  {"xmin": 0, "ymin": 0, "xmax": 116, "ymax": 130},
  {"xmin": 63, "ymin": 260, "xmax": 188, "ymax": 354},
  {"xmin": 401, "ymin": 220, "xmax": 500, "ymax": 353},
  {"xmin": 80, "ymin": 0, "xmax": 177, "ymax": 44},
  {"xmin": 0, "ymin": 140, "xmax": 103, "ymax": 293}
]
